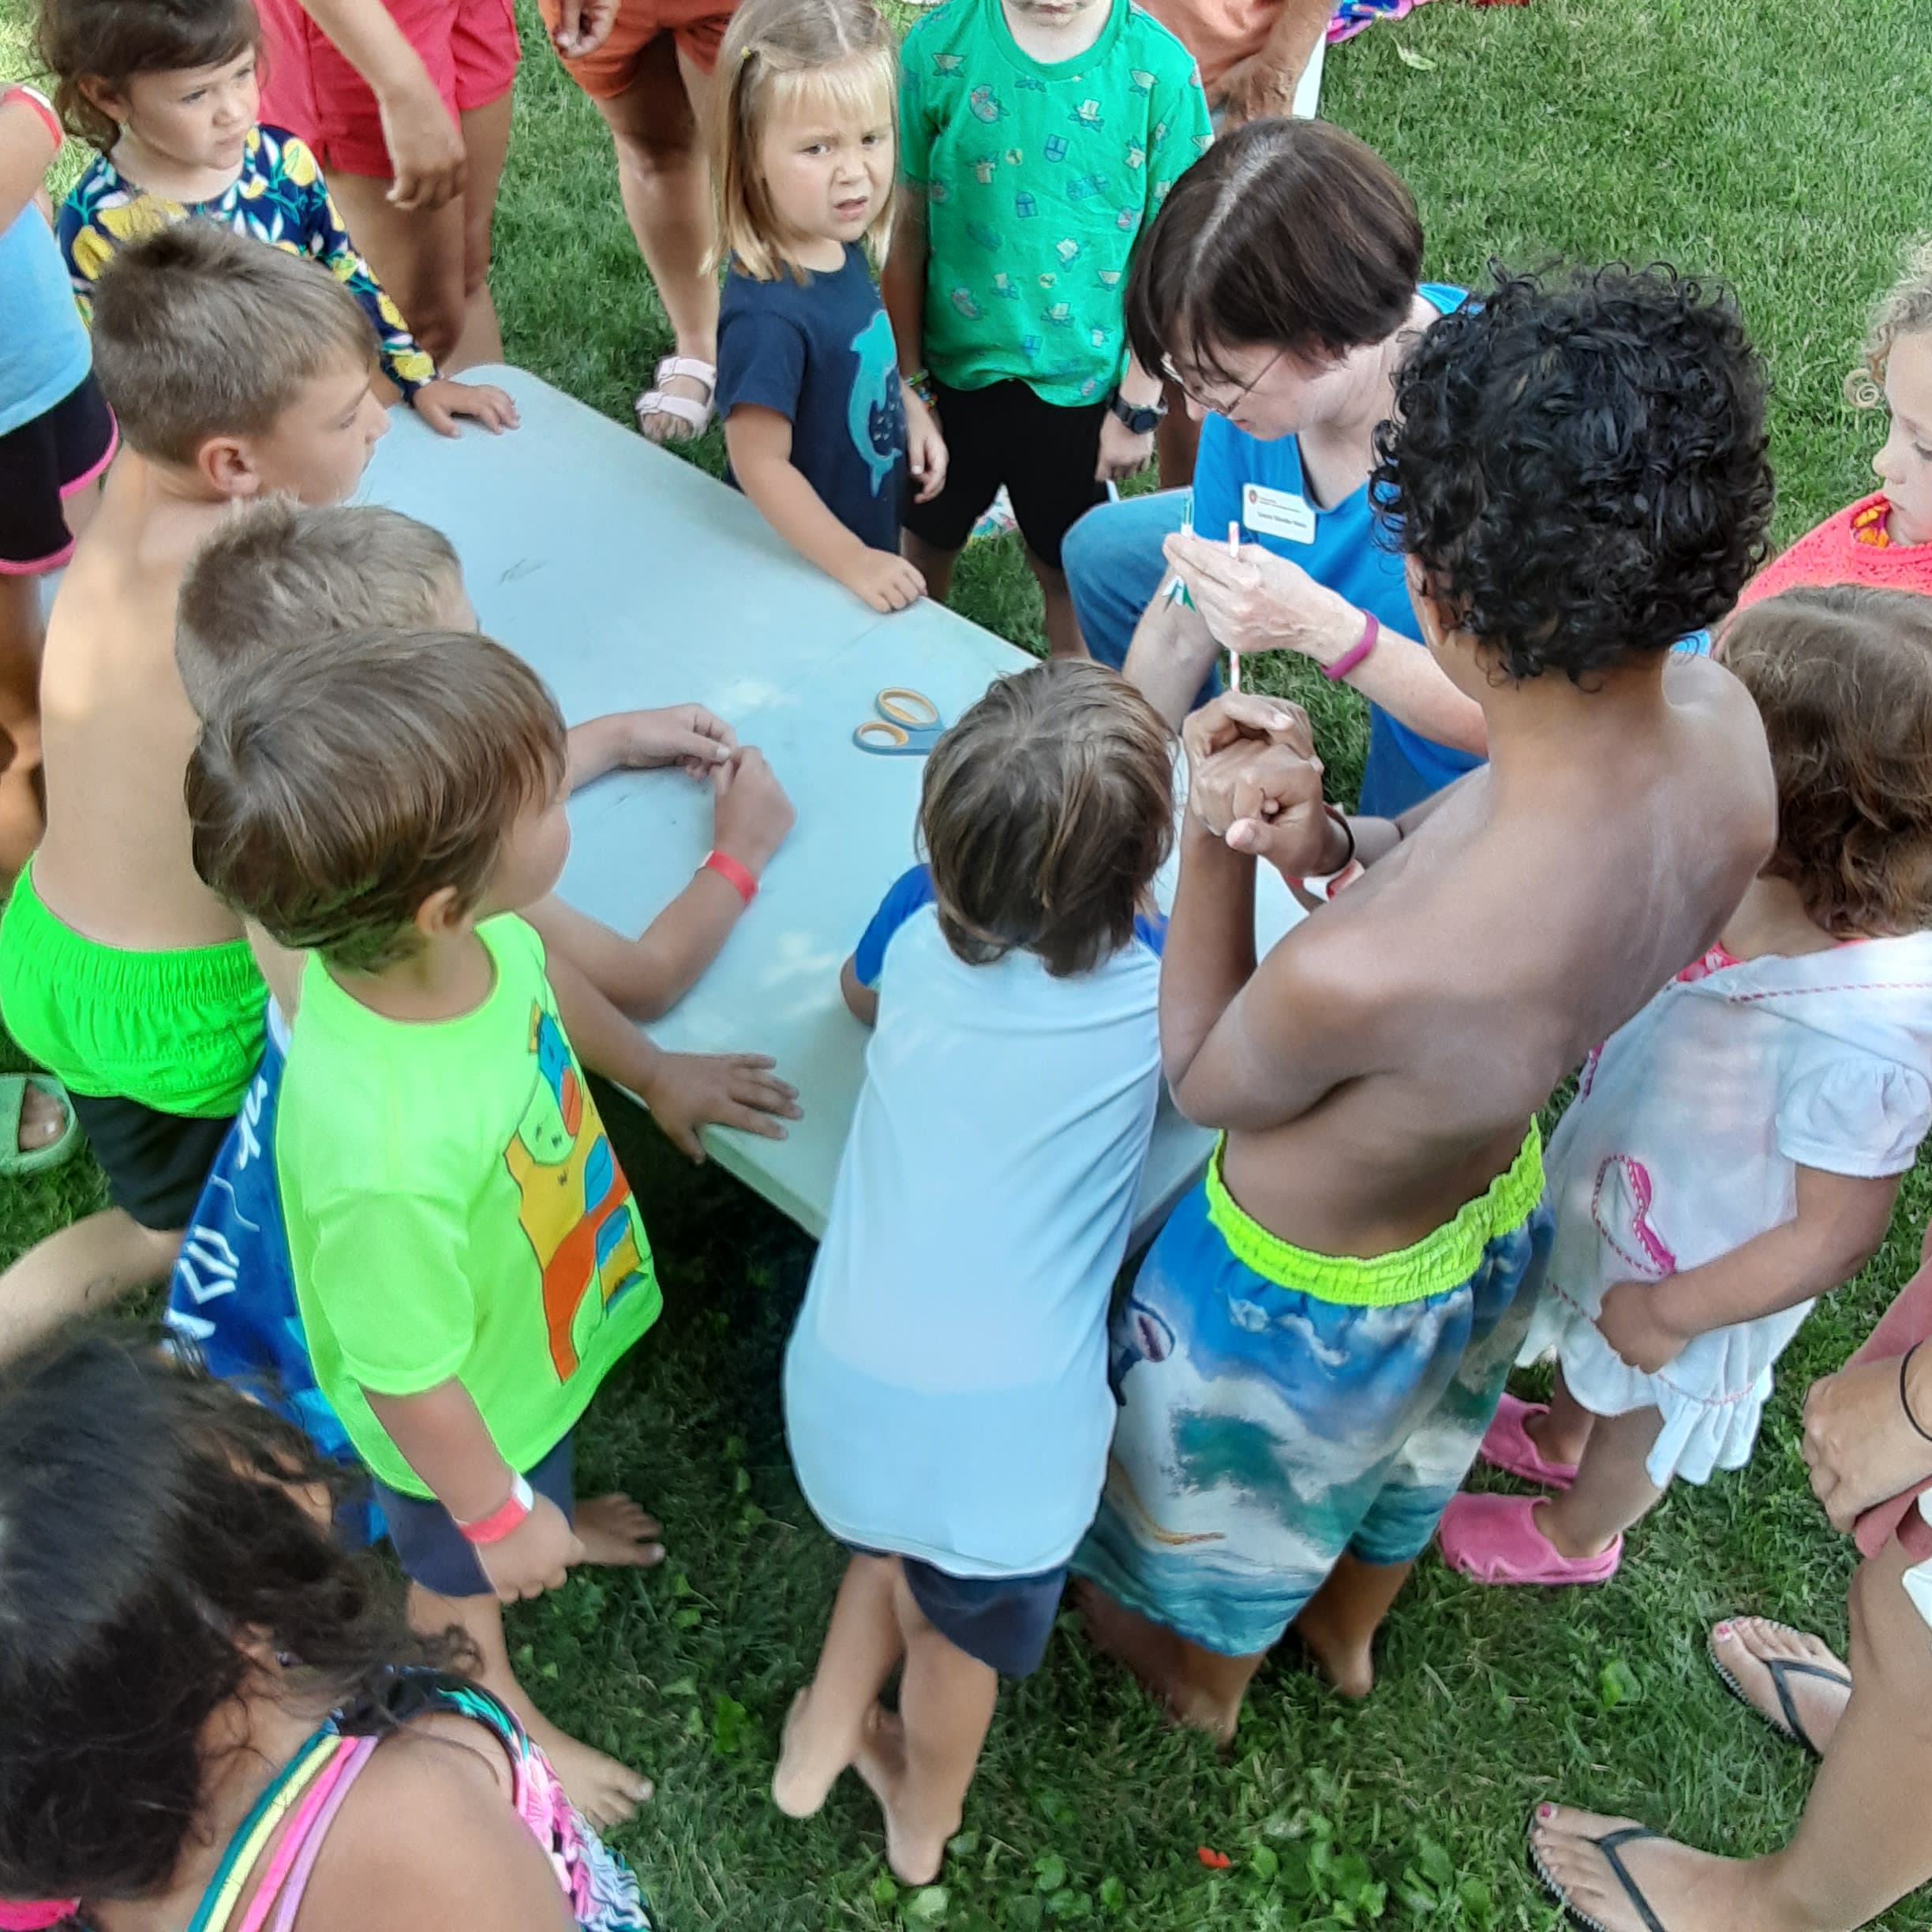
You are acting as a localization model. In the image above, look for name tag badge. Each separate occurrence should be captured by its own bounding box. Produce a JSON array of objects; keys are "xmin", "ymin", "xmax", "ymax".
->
[{"xmin": 1241, "ymin": 482, "xmax": 1316, "ymax": 545}]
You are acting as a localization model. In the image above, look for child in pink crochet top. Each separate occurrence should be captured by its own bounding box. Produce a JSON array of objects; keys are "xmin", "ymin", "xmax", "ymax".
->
[{"xmin": 1739, "ymin": 241, "xmax": 1932, "ymax": 608}]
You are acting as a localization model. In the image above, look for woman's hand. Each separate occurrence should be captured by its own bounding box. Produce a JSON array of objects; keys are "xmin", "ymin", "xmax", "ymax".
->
[
  {"xmin": 376, "ymin": 72, "xmax": 466, "ymax": 211},
  {"xmin": 1164, "ymin": 531, "xmax": 1362, "ymax": 665},
  {"xmin": 550, "ymin": 0, "xmax": 619, "ymax": 56},
  {"xmin": 1803, "ymin": 1354, "xmax": 1932, "ymax": 1534}
]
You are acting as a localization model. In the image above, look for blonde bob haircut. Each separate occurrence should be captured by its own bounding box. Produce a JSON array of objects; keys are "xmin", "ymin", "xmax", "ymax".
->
[
  {"xmin": 710, "ymin": 0, "xmax": 898, "ymax": 283},
  {"xmin": 1847, "ymin": 237, "xmax": 1932, "ymax": 410}
]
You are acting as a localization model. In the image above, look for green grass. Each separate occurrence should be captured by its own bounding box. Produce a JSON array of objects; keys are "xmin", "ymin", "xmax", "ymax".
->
[{"xmin": 8, "ymin": 0, "xmax": 1932, "ymax": 1924}]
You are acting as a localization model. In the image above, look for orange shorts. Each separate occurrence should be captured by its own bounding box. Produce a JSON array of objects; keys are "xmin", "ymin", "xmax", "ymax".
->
[
  {"xmin": 256, "ymin": 0, "xmax": 520, "ymax": 179},
  {"xmin": 536, "ymin": 0, "xmax": 737, "ymax": 94}
]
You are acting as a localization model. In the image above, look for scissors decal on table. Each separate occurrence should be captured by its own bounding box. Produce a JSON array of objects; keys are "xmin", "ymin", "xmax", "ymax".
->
[{"xmin": 853, "ymin": 687, "xmax": 945, "ymax": 755}]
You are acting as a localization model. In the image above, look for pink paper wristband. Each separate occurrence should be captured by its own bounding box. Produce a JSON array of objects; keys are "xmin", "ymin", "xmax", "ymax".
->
[
  {"xmin": 1322, "ymin": 610, "xmax": 1380, "ymax": 682},
  {"xmin": 455, "ymin": 1471, "xmax": 534, "ymax": 1546},
  {"xmin": 702, "ymin": 848, "xmax": 758, "ymax": 907},
  {"xmin": 0, "ymin": 1902, "xmax": 80, "ymax": 1930}
]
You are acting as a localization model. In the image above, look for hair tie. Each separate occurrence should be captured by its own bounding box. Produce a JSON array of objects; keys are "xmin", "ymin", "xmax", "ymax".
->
[{"xmin": 0, "ymin": 1902, "xmax": 80, "ymax": 1930}]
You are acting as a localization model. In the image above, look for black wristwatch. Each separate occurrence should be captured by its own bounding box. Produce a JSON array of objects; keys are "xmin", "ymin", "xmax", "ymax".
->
[{"xmin": 1107, "ymin": 389, "xmax": 1166, "ymax": 435}]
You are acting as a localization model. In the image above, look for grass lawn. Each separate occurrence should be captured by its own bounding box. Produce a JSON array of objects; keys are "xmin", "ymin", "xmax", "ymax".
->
[{"xmin": 7, "ymin": 0, "xmax": 1932, "ymax": 1924}]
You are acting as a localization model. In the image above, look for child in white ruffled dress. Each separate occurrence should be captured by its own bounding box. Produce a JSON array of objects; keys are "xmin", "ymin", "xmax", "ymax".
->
[{"xmin": 1441, "ymin": 584, "xmax": 1932, "ymax": 1586}]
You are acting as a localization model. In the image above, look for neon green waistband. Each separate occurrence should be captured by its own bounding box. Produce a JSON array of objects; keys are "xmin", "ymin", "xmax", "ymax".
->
[
  {"xmin": 1204, "ymin": 1124, "xmax": 1544, "ymax": 1308},
  {"xmin": 0, "ymin": 861, "xmax": 264, "ymax": 1116}
]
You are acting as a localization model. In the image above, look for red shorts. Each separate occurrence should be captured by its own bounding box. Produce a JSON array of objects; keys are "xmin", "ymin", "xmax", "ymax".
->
[
  {"xmin": 255, "ymin": 0, "xmax": 520, "ymax": 180},
  {"xmin": 536, "ymin": 0, "xmax": 737, "ymax": 94}
]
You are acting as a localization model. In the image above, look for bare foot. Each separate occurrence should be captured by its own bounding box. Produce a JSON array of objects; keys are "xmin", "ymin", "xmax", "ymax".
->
[
  {"xmin": 573, "ymin": 1493, "xmax": 665, "ymax": 1567},
  {"xmin": 1709, "ymin": 1617, "xmax": 1852, "ymax": 1757},
  {"xmin": 17, "ymin": 1082, "xmax": 66, "ymax": 1153},
  {"xmin": 1529, "ymin": 1805, "xmax": 1767, "ymax": 1932},
  {"xmin": 638, "ymin": 369, "xmax": 713, "ymax": 444},
  {"xmin": 772, "ymin": 1687, "xmax": 849, "ymax": 1818},
  {"xmin": 1290, "ymin": 1598, "xmax": 1375, "ymax": 1699},
  {"xmin": 853, "ymin": 1707, "xmax": 950, "ymax": 1886},
  {"xmin": 520, "ymin": 1702, "xmax": 653, "ymax": 1829},
  {"xmin": 1072, "ymin": 1580, "xmax": 1241, "ymax": 1743}
]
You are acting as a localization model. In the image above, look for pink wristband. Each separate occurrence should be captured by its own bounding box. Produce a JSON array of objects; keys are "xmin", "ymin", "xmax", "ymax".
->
[
  {"xmin": 702, "ymin": 848, "xmax": 758, "ymax": 906},
  {"xmin": 1323, "ymin": 611, "xmax": 1379, "ymax": 682},
  {"xmin": 455, "ymin": 1472, "xmax": 534, "ymax": 1546}
]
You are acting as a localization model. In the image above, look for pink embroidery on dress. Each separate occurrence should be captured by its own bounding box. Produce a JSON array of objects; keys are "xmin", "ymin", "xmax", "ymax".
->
[{"xmin": 1591, "ymin": 1154, "xmax": 1678, "ymax": 1279}]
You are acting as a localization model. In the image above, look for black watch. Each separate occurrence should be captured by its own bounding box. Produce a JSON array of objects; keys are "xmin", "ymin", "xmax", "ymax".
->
[{"xmin": 1107, "ymin": 389, "xmax": 1166, "ymax": 435}]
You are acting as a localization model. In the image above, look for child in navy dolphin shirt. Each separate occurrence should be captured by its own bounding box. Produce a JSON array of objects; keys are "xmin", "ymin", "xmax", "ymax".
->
[{"xmin": 710, "ymin": 0, "xmax": 948, "ymax": 614}]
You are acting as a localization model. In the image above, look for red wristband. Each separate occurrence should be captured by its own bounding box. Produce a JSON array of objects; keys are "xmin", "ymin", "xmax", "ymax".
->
[
  {"xmin": 702, "ymin": 848, "xmax": 758, "ymax": 906},
  {"xmin": 1323, "ymin": 611, "xmax": 1380, "ymax": 682},
  {"xmin": 455, "ymin": 1472, "xmax": 534, "ymax": 1546},
  {"xmin": 2, "ymin": 86, "xmax": 62, "ymax": 151}
]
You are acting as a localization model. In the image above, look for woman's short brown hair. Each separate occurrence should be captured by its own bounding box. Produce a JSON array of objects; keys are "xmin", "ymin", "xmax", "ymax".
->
[
  {"xmin": 38, "ymin": 0, "xmax": 261, "ymax": 152},
  {"xmin": 1124, "ymin": 116, "xmax": 1424, "ymax": 389},
  {"xmin": 1722, "ymin": 585, "xmax": 1932, "ymax": 938},
  {"xmin": 919, "ymin": 661, "xmax": 1174, "ymax": 978},
  {"xmin": 187, "ymin": 627, "xmax": 567, "ymax": 973}
]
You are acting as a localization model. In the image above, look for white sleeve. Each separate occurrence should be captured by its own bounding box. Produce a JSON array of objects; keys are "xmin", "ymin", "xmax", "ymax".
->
[{"xmin": 1775, "ymin": 1050, "xmax": 1932, "ymax": 1177}]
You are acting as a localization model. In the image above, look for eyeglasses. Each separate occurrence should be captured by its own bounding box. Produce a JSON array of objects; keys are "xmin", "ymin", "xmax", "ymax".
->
[{"xmin": 1160, "ymin": 347, "xmax": 1283, "ymax": 417}]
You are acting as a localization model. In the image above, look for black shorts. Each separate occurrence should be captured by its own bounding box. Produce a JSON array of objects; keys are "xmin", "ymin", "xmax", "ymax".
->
[
  {"xmin": 68, "ymin": 1089, "xmax": 233, "ymax": 1230},
  {"xmin": 850, "ymin": 1545, "xmax": 1069, "ymax": 1677},
  {"xmin": 376, "ymin": 1433, "xmax": 576, "ymax": 1599},
  {"xmin": 0, "ymin": 373, "xmax": 117, "ymax": 573},
  {"xmin": 902, "ymin": 378, "xmax": 1107, "ymax": 571}
]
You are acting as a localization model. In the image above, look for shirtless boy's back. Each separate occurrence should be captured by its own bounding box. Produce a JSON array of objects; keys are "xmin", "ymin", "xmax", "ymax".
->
[
  {"xmin": 0, "ymin": 223, "xmax": 387, "ymax": 1352},
  {"xmin": 1074, "ymin": 266, "xmax": 1777, "ymax": 1735}
]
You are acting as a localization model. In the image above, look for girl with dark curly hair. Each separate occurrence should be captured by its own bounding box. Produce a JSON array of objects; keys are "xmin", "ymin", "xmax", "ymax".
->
[
  {"xmin": 1443, "ymin": 584, "xmax": 1932, "ymax": 1589},
  {"xmin": 0, "ymin": 1331, "xmax": 655, "ymax": 1932}
]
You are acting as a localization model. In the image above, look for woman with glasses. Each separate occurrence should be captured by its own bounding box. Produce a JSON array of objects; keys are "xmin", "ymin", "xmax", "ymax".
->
[{"xmin": 1061, "ymin": 116, "xmax": 1485, "ymax": 816}]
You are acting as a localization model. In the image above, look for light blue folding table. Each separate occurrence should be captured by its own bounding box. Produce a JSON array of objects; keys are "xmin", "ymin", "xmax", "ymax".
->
[{"xmin": 358, "ymin": 367, "xmax": 1301, "ymax": 1245}]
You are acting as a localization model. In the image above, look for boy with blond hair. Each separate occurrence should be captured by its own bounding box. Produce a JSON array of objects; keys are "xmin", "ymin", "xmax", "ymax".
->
[
  {"xmin": 186, "ymin": 622, "xmax": 699, "ymax": 1823},
  {"xmin": 174, "ymin": 496, "xmax": 798, "ymax": 1024},
  {"xmin": 0, "ymin": 223, "xmax": 797, "ymax": 1357}
]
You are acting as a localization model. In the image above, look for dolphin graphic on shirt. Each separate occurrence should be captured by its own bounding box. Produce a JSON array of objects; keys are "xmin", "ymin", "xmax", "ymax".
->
[{"xmin": 846, "ymin": 306, "xmax": 901, "ymax": 498}]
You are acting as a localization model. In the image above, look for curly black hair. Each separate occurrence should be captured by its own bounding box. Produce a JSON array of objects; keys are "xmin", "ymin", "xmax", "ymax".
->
[
  {"xmin": 0, "ymin": 1329, "xmax": 459, "ymax": 1908},
  {"xmin": 1371, "ymin": 264, "xmax": 1773, "ymax": 682}
]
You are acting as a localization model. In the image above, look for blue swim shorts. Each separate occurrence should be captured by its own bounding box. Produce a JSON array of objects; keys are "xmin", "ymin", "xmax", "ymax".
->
[{"xmin": 1073, "ymin": 1129, "xmax": 1551, "ymax": 1658}]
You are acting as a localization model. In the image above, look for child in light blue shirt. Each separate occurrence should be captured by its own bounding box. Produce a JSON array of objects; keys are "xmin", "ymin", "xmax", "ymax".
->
[{"xmin": 775, "ymin": 659, "xmax": 1174, "ymax": 1887}]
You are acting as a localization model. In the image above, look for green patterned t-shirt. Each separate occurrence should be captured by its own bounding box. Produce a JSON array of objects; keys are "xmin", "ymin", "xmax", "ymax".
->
[{"xmin": 900, "ymin": 0, "xmax": 1211, "ymax": 406}]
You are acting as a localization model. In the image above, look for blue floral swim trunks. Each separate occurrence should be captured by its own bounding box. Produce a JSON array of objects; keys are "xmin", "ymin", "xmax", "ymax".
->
[{"xmin": 1073, "ymin": 1129, "xmax": 1551, "ymax": 1657}]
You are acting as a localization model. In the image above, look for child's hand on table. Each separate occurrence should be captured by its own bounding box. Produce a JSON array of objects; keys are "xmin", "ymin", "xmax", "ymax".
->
[
  {"xmin": 476, "ymin": 1492, "xmax": 586, "ymax": 1601},
  {"xmin": 410, "ymin": 378, "xmax": 521, "ymax": 438},
  {"xmin": 839, "ymin": 548, "xmax": 927, "ymax": 613},
  {"xmin": 605, "ymin": 704, "xmax": 738, "ymax": 778},
  {"xmin": 1095, "ymin": 410, "xmax": 1155, "ymax": 484},
  {"xmin": 904, "ymin": 392, "xmax": 949, "ymax": 503},
  {"xmin": 711, "ymin": 747, "xmax": 796, "ymax": 877},
  {"xmin": 1594, "ymin": 1279, "xmax": 1690, "ymax": 1375},
  {"xmin": 640, "ymin": 1050, "xmax": 802, "ymax": 1160}
]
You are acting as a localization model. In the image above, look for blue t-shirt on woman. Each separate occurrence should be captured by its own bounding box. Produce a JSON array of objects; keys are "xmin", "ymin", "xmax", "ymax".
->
[{"xmin": 1190, "ymin": 282, "xmax": 1472, "ymax": 814}]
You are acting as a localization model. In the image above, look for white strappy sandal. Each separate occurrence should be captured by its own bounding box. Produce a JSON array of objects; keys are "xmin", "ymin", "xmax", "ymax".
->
[{"xmin": 635, "ymin": 354, "xmax": 717, "ymax": 440}]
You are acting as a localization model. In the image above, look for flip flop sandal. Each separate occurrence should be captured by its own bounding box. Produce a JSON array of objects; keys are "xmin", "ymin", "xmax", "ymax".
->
[
  {"xmin": 635, "ymin": 356, "xmax": 717, "ymax": 440},
  {"xmin": 0, "ymin": 1073, "xmax": 81, "ymax": 1178},
  {"xmin": 1528, "ymin": 1816, "xmax": 1671, "ymax": 1932},
  {"xmin": 1705, "ymin": 1619, "xmax": 1851, "ymax": 1759}
]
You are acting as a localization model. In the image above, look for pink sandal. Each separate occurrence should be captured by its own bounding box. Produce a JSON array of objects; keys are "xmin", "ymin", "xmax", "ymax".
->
[
  {"xmin": 1437, "ymin": 1493, "xmax": 1621, "ymax": 1586},
  {"xmin": 1476, "ymin": 1393, "xmax": 1578, "ymax": 1489}
]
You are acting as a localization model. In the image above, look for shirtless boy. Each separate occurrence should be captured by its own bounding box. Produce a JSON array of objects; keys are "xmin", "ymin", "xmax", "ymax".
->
[
  {"xmin": 0, "ymin": 223, "xmax": 797, "ymax": 1356},
  {"xmin": 1071, "ymin": 264, "xmax": 1780, "ymax": 1739}
]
